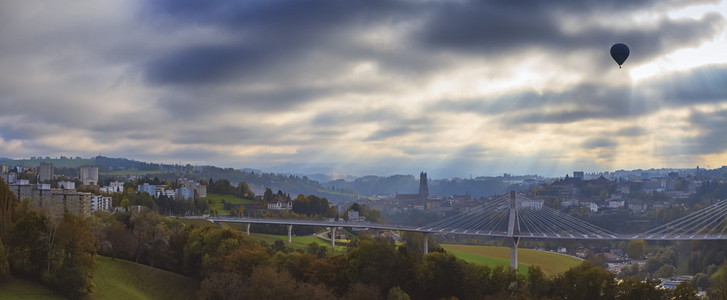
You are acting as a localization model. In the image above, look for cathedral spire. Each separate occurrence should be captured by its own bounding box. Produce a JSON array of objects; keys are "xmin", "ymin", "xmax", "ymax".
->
[{"xmin": 419, "ymin": 172, "xmax": 428, "ymax": 201}]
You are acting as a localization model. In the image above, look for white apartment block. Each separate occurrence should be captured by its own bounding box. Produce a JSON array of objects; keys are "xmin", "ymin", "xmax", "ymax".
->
[
  {"xmin": 138, "ymin": 183, "xmax": 157, "ymax": 196},
  {"xmin": 90, "ymin": 195, "xmax": 113, "ymax": 212},
  {"xmin": 100, "ymin": 181, "xmax": 125, "ymax": 193},
  {"xmin": 176, "ymin": 187, "xmax": 195, "ymax": 200},
  {"xmin": 58, "ymin": 181, "xmax": 76, "ymax": 190}
]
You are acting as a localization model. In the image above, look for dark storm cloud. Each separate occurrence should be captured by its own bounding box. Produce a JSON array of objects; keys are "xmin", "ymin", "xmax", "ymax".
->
[
  {"xmin": 677, "ymin": 109, "xmax": 727, "ymax": 155},
  {"xmin": 144, "ymin": 44, "xmax": 271, "ymax": 85},
  {"xmin": 140, "ymin": 0, "xmax": 724, "ymax": 122},
  {"xmin": 153, "ymin": 84, "xmax": 338, "ymax": 118},
  {"xmin": 142, "ymin": 0, "xmax": 417, "ymax": 85},
  {"xmin": 142, "ymin": 0, "xmax": 725, "ymax": 87},
  {"xmin": 0, "ymin": 123, "xmax": 53, "ymax": 141},
  {"xmin": 146, "ymin": 0, "xmax": 412, "ymax": 30},
  {"xmin": 311, "ymin": 109, "xmax": 402, "ymax": 128},
  {"xmin": 434, "ymin": 63, "xmax": 727, "ymax": 127},
  {"xmin": 433, "ymin": 83, "xmax": 646, "ymax": 125},
  {"xmin": 615, "ymin": 126, "xmax": 647, "ymax": 137},
  {"xmin": 582, "ymin": 137, "xmax": 618, "ymax": 149},
  {"xmin": 169, "ymin": 124, "xmax": 303, "ymax": 146},
  {"xmin": 364, "ymin": 118, "xmax": 438, "ymax": 142},
  {"xmin": 416, "ymin": 1, "xmax": 724, "ymax": 69},
  {"xmin": 645, "ymin": 64, "xmax": 727, "ymax": 104}
]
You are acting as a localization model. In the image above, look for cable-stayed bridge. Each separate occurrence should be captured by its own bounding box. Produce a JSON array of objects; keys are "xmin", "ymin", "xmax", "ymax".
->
[
  {"xmin": 417, "ymin": 192, "xmax": 619, "ymax": 240},
  {"xmin": 417, "ymin": 192, "xmax": 727, "ymax": 240},
  {"xmin": 193, "ymin": 191, "xmax": 727, "ymax": 268}
]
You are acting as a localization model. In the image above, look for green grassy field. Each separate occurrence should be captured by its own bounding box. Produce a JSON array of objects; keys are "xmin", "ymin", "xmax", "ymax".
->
[
  {"xmin": 94, "ymin": 256, "xmax": 199, "ymax": 300},
  {"xmin": 178, "ymin": 217, "xmax": 218, "ymax": 227},
  {"xmin": 0, "ymin": 256, "xmax": 199, "ymax": 300},
  {"xmin": 207, "ymin": 193, "xmax": 255, "ymax": 215},
  {"xmin": 442, "ymin": 244, "xmax": 582, "ymax": 276},
  {"xmin": 249, "ymin": 233, "xmax": 349, "ymax": 254},
  {"xmin": 0, "ymin": 276, "xmax": 68, "ymax": 300}
]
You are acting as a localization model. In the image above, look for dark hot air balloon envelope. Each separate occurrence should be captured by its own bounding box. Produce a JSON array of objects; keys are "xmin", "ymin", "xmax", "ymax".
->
[{"xmin": 610, "ymin": 43, "xmax": 630, "ymax": 68}]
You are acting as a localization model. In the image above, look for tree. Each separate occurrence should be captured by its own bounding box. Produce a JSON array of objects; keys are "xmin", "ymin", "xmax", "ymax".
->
[
  {"xmin": 244, "ymin": 265, "xmax": 337, "ymax": 300},
  {"xmin": 130, "ymin": 211, "xmax": 170, "ymax": 267},
  {"xmin": 345, "ymin": 238, "xmax": 416, "ymax": 295},
  {"xmin": 415, "ymin": 252, "xmax": 466, "ymax": 300},
  {"xmin": 653, "ymin": 264, "xmax": 676, "ymax": 279},
  {"xmin": 615, "ymin": 278, "xmax": 663, "ymax": 300},
  {"xmin": 263, "ymin": 188, "xmax": 274, "ymax": 203},
  {"xmin": 183, "ymin": 226, "xmax": 251, "ymax": 277},
  {"xmin": 0, "ymin": 178, "xmax": 16, "ymax": 240},
  {"xmin": 8, "ymin": 203, "xmax": 96, "ymax": 299},
  {"xmin": 343, "ymin": 283, "xmax": 381, "ymax": 300},
  {"xmin": 0, "ymin": 238, "xmax": 9, "ymax": 282},
  {"xmin": 386, "ymin": 286, "xmax": 411, "ymax": 300},
  {"xmin": 7, "ymin": 200, "xmax": 48, "ymax": 278},
  {"xmin": 310, "ymin": 255, "xmax": 349, "ymax": 296},
  {"xmin": 197, "ymin": 272, "xmax": 246, "ymax": 300},
  {"xmin": 237, "ymin": 182, "xmax": 255, "ymax": 199},
  {"xmin": 50, "ymin": 212, "xmax": 97, "ymax": 298},
  {"xmin": 667, "ymin": 281, "xmax": 698, "ymax": 300},
  {"xmin": 120, "ymin": 197, "xmax": 131, "ymax": 212},
  {"xmin": 627, "ymin": 240, "xmax": 647, "ymax": 259},
  {"xmin": 552, "ymin": 262, "xmax": 615, "ymax": 300},
  {"xmin": 710, "ymin": 260, "xmax": 727, "ymax": 299},
  {"xmin": 526, "ymin": 266, "xmax": 550, "ymax": 300}
]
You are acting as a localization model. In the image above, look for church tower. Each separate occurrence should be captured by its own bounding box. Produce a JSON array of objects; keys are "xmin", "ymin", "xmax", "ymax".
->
[{"xmin": 418, "ymin": 172, "xmax": 429, "ymax": 201}]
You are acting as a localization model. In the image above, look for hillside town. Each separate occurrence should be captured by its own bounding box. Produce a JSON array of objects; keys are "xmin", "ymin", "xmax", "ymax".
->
[
  {"xmin": 2, "ymin": 160, "xmax": 725, "ymax": 226},
  {"xmin": 2, "ymin": 158, "xmax": 727, "ymax": 298}
]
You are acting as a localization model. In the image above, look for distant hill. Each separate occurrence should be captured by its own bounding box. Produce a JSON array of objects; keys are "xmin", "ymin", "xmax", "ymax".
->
[
  {"xmin": 3, "ymin": 157, "xmax": 94, "ymax": 168},
  {"xmin": 4, "ymin": 155, "xmax": 519, "ymax": 201},
  {"xmin": 325, "ymin": 175, "xmax": 516, "ymax": 199}
]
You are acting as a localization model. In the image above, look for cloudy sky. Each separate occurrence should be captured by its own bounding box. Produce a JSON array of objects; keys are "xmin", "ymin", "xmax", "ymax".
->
[{"xmin": 1, "ymin": 0, "xmax": 726, "ymax": 178}]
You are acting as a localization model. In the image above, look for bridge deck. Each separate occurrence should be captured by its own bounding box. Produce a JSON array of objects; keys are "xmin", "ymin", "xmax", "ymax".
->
[{"xmin": 189, "ymin": 216, "xmax": 727, "ymax": 240}]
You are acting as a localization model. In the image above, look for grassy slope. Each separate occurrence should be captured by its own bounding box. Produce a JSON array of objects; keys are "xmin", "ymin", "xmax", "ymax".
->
[
  {"xmin": 248, "ymin": 233, "xmax": 349, "ymax": 254},
  {"xmin": 0, "ymin": 256, "xmax": 199, "ymax": 300},
  {"xmin": 442, "ymin": 244, "xmax": 582, "ymax": 277},
  {"xmin": 0, "ymin": 277, "xmax": 68, "ymax": 300},
  {"xmin": 207, "ymin": 193, "xmax": 255, "ymax": 215},
  {"xmin": 178, "ymin": 217, "xmax": 218, "ymax": 227},
  {"xmin": 94, "ymin": 256, "xmax": 199, "ymax": 300}
]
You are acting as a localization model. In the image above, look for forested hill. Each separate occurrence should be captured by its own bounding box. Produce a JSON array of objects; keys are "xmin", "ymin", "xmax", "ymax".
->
[
  {"xmin": 3, "ymin": 156, "xmax": 362, "ymax": 202},
  {"xmin": 326, "ymin": 175, "xmax": 517, "ymax": 199},
  {"xmin": 4, "ymin": 156, "xmax": 518, "ymax": 200},
  {"xmin": 196, "ymin": 166, "xmax": 361, "ymax": 202}
]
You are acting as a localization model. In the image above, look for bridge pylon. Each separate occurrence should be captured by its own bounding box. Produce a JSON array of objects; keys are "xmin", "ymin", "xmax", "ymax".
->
[{"xmin": 506, "ymin": 191, "xmax": 520, "ymax": 270}]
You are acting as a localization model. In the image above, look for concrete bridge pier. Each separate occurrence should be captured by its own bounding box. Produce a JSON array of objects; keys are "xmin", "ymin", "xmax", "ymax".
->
[
  {"xmin": 510, "ymin": 237, "xmax": 520, "ymax": 270},
  {"xmin": 246, "ymin": 223, "xmax": 251, "ymax": 236},
  {"xmin": 507, "ymin": 191, "xmax": 520, "ymax": 270},
  {"xmin": 423, "ymin": 232, "xmax": 430, "ymax": 254},
  {"xmin": 287, "ymin": 224, "xmax": 293, "ymax": 243},
  {"xmin": 331, "ymin": 227, "xmax": 337, "ymax": 249}
]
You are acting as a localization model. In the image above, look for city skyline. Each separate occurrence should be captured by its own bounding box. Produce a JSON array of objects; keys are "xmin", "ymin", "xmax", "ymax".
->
[{"xmin": 1, "ymin": 0, "xmax": 726, "ymax": 178}]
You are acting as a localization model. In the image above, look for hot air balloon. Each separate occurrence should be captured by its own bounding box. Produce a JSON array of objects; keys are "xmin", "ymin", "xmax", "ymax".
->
[{"xmin": 610, "ymin": 43, "xmax": 629, "ymax": 68}]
